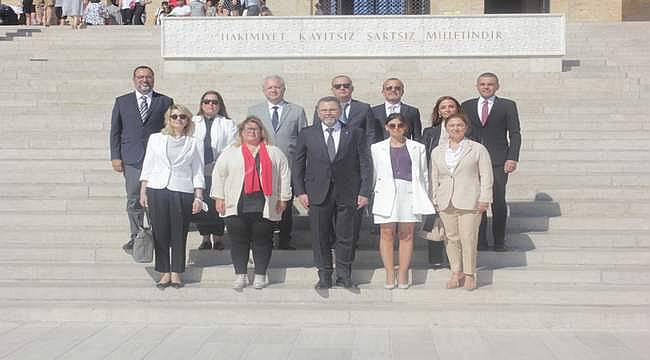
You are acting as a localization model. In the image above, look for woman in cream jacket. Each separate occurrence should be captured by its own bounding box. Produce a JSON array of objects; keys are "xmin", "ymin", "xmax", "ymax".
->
[
  {"xmin": 429, "ymin": 113, "xmax": 493, "ymax": 290},
  {"xmin": 211, "ymin": 116, "xmax": 292, "ymax": 290},
  {"xmin": 372, "ymin": 113, "xmax": 435, "ymax": 289}
]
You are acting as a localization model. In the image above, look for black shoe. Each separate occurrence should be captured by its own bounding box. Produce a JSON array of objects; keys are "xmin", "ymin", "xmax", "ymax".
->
[
  {"xmin": 212, "ymin": 241, "xmax": 225, "ymax": 251},
  {"xmin": 477, "ymin": 243, "xmax": 490, "ymax": 251},
  {"xmin": 156, "ymin": 281, "xmax": 171, "ymax": 289},
  {"xmin": 335, "ymin": 277, "xmax": 358, "ymax": 289},
  {"xmin": 494, "ymin": 244, "xmax": 509, "ymax": 252},
  {"xmin": 315, "ymin": 279, "xmax": 332, "ymax": 290},
  {"xmin": 170, "ymin": 282, "xmax": 184, "ymax": 289},
  {"xmin": 198, "ymin": 241, "xmax": 212, "ymax": 250},
  {"xmin": 278, "ymin": 245, "xmax": 296, "ymax": 250},
  {"xmin": 122, "ymin": 239, "xmax": 134, "ymax": 250}
]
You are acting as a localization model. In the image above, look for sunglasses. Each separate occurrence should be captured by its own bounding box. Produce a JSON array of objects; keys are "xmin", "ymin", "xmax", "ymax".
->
[
  {"xmin": 384, "ymin": 86, "xmax": 402, "ymax": 91},
  {"xmin": 333, "ymin": 83, "xmax": 352, "ymax": 89},
  {"xmin": 170, "ymin": 114, "xmax": 188, "ymax": 120},
  {"xmin": 386, "ymin": 123, "xmax": 406, "ymax": 129},
  {"xmin": 202, "ymin": 100, "xmax": 219, "ymax": 105}
]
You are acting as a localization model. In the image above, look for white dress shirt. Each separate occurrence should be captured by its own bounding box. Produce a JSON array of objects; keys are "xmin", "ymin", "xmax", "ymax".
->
[
  {"xmin": 445, "ymin": 138, "xmax": 469, "ymax": 174},
  {"xmin": 476, "ymin": 95, "xmax": 496, "ymax": 118},
  {"xmin": 321, "ymin": 121, "xmax": 341, "ymax": 153},
  {"xmin": 135, "ymin": 90, "xmax": 152, "ymax": 109},
  {"xmin": 385, "ymin": 101, "xmax": 401, "ymax": 117},
  {"xmin": 267, "ymin": 101, "xmax": 286, "ymax": 123}
]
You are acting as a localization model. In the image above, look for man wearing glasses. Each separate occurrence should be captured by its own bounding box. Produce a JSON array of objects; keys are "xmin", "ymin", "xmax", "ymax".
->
[
  {"xmin": 248, "ymin": 75, "xmax": 308, "ymax": 250},
  {"xmin": 369, "ymin": 77, "xmax": 422, "ymax": 145},
  {"xmin": 313, "ymin": 75, "xmax": 373, "ymax": 141},
  {"xmin": 109, "ymin": 65, "xmax": 173, "ymax": 251}
]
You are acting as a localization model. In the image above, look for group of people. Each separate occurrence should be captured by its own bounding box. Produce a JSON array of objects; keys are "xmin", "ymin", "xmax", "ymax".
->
[
  {"xmin": 16, "ymin": 0, "xmax": 124, "ymax": 27},
  {"xmin": 154, "ymin": 0, "xmax": 270, "ymax": 22},
  {"xmin": 110, "ymin": 66, "xmax": 521, "ymax": 291}
]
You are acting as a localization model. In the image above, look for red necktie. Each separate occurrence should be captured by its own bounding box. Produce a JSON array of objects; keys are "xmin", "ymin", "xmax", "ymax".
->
[{"xmin": 480, "ymin": 100, "xmax": 489, "ymax": 126}]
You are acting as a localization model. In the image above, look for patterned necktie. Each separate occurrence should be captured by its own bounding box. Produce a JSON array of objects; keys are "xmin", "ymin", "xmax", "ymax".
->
[
  {"xmin": 271, "ymin": 106, "xmax": 279, "ymax": 132},
  {"xmin": 139, "ymin": 95, "xmax": 149, "ymax": 122},
  {"xmin": 341, "ymin": 103, "xmax": 349, "ymax": 124},
  {"xmin": 480, "ymin": 99, "xmax": 489, "ymax": 126},
  {"xmin": 326, "ymin": 127, "xmax": 336, "ymax": 162}
]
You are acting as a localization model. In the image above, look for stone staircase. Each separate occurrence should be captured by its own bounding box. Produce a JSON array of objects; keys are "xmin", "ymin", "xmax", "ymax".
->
[{"xmin": 0, "ymin": 23, "xmax": 648, "ymax": 329}]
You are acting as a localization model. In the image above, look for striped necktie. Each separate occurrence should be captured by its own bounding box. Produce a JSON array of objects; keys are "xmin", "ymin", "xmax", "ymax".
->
[{"xmin": 139, "ymin": 95, "xmax": 149, "ymax": 122}]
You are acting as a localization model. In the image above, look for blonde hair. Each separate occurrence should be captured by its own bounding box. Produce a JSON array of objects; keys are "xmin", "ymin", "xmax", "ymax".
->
[
  {"xmin": 234, "ymin": 116, "xmax": 271, "ymax": 146},
  {"xmin": 161, "ymin": 104, "xmax": 194, "ymax": 136}
]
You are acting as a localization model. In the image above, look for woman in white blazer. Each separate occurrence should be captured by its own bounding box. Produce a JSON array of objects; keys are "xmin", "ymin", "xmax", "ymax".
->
[
  {"xmin": 192, "ymin": 91, "xmax": 237, "ymax": 251},
  {"xmin": 429, "ymin": 113, "xmax": 493, "ymax": 290},
  {"xmin": 139, "ymin": 104, "xmax": 205, "ymax": 289},
  {"xmin": 211, "ymin": 116, "xmax": 292, "ymax": 290},
  {"xmin": 371, "ymin": 113, "xmax": 435, "ymax": 289}
]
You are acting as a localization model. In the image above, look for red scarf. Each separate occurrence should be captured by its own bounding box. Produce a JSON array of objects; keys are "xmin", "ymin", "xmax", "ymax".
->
[{"xmin": 242, "ymin": 143, "xmax": 272, "ymax": 196}]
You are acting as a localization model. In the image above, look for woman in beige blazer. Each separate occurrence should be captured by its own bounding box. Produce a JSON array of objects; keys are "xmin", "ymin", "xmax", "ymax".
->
[
  {"xmin": 211, "ymin": 116, "xmax": 292, "ymax": 290},
  {"xmin": 430, "ymin": 113, "xmax": 493, "ymax": 290}
]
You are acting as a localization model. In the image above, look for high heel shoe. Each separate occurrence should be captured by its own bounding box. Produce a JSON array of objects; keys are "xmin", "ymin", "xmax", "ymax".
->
[
  {"xmin": 463, "ymin": 275, "xmax": 476, "ymax": 291},
  {"xmin": 446, "ymin": 273, "xmax": 465, "ymax": 289}
]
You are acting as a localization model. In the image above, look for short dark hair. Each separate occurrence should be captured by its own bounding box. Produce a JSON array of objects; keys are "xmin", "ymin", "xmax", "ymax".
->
[
  {"xmin": 477, "ymin": 72, "xmax": 499, "ymax": 84},
  {"xmin": 384, "ymin": 113, "xmax": 409, "ymax": 132},
  {"xmin": 444, "ymin": 112, "xmax": 471, "ymax": 131},
  {"xmin": 316, "ymin": 96, "xmax": 341, "ymax": 110},
  {"xmin": 133, "ymin": 65, "xmax": 154, "ymax": 78}
]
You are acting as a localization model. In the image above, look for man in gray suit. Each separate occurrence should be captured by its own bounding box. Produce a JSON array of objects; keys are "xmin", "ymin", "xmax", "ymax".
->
[
  {"xmin": 248, "ymin": 75, "xmax": 308, "ymax": 250},
  {"xmin": 110, "ymin": 65, "xmax": 173, "ymax": 250}
]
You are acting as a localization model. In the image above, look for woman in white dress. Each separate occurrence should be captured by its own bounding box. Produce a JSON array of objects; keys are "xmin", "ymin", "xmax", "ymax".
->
[
  {"xmin": 371, "ymin": 113, "xmax": 435, "ymax": 289},
  {"xmin": 62, "ymin": 0, "xmax": 83, "ymax": 28}
]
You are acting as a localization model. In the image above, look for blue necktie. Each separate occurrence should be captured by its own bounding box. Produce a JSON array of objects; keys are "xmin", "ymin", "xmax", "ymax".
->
[{"xmin": 271, "ymin": 106, "xmax": 279, "ymax": 132}]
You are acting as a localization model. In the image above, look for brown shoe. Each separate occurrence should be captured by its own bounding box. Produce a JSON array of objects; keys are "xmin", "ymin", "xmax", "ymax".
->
[{"xmin": 446, "ymin": 272, "xmax": 465, "ymax": 289}]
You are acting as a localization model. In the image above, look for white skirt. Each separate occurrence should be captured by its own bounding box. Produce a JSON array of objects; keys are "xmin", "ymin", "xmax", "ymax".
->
[{"xmin": 374, "ymin": 179, "xmax": 421, "ymax": 224}]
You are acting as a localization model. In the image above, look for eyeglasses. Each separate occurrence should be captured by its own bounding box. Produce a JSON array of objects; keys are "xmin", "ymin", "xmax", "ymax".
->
[
  {"xmin": 384, "ymin": 86, "xmax": 402, "ymax": 91},
  {"xmin": 333, "ymin": 83, "xmax": 352, "ymax": 89},
  {"xmin": 202, "ymin": 100, "xmax": 219, "ymax": 105},
  {"xmin": 386, "ymin": 123, "xmax": 406, "ymax": 129},
  {"xmin": 243, "ymin": 127, "xmax": 261, "ymax": 133},
  {"xmin": 170, "ymin": 114, "xmax": 188, "ymax": 120}
]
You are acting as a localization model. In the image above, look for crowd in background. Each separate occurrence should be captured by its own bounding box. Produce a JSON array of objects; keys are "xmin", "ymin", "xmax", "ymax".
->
[{"xmin": 2, "ymin": 0, "xmax": 269, "ymax": 27}]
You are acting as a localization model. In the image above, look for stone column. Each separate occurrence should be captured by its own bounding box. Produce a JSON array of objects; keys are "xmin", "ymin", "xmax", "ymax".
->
[
  {"xmin": 551, "ymin": 0, "xmax": 622, "ymax": 21},
  {"xmin": 430, "ymin": 0, "xmax": 483, "ymax": 15}
]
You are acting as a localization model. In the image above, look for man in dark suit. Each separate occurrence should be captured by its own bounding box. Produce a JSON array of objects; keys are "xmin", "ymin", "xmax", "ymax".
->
[
  {"xmin": 312, "ymin": 75, "xmax": 373, "ymax": 134},
  {"xmin": 368, "ymin": 77, "xmax": 422, "ymax": 145},
  {"xmin": 110, "ymin": 65, "xmax": 173, "ymax": 250},
  {"xmin": 248, "ymin": 75, "xmax": 308, "ymax": 250},
  {"xmin": 293, "ymin": 96, "xmax": 370, "ymax": 290},
  {"xmin": 461, "ymin": 72, "xmax": 521, "ymax": 252}
]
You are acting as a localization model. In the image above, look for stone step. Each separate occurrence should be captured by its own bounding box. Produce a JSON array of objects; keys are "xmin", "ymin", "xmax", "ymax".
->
[
  {"xmin": 2, "ymin": 261, "xmax": 650, "ymax": 285},
  {"xmin": 0, "ymin": 243, "xmax": 648, "ymax": 266},
  {"xmin": 2, "ymin": 300, "xmax": 648, "ymax": 329},
  {"xmin": 0, "ymin": 281, "xmax": 648, "ymax": 307}
]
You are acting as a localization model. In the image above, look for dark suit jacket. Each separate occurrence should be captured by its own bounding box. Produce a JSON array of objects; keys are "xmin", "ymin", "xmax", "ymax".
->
[
  {"xmin": 312, "ymin": 99, "xmax": 373, "ymax": 131},
  {"xmin": 420, "ymin": 125, "xmax": 442, "ymax": 168},
  {"xmin": 461, "ymin": 96, "xmax": 521, "ymax": 166},
  {"xmin": 110, "ymin": 91, "xmax": 173, "ymax": 166},
  {"xmin": 293, "ymin": 124, "xmax": 370, "ymax": 206},
  {"xmin": 368, "ymin": 102, "xmax": 422, "ymax": 145}
]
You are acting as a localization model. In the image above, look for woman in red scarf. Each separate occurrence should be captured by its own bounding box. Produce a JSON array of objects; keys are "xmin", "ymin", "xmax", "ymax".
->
[{"xmin": 211, "ymin": 116, "xmax": 292, "ymax": 289}]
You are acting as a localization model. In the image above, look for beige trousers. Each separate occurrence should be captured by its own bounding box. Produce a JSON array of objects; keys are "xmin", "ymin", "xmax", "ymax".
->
[{"xmin": 439, "ymin": 206, "xmax": 481, "ymax": 275}]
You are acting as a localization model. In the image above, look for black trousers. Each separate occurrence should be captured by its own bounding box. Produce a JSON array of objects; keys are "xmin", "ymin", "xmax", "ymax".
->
[
  {"xmin": 479, "ymin": 166, "xmax": 509, "ymax": 247},
  {"xmin": 225, "ymin": 212, "xmax": 273, "ymax": 275},
  {"xmin": 132, "ymin": 4, "xmax": 145, "ymax": 25},
  {"xmin": 120, "ymin": 8, "xmax": 132, "ymax": 25},
  {"xmin": 192, "ymin": 175, "xmax": 225, "ymax": 236},
  {"xmin": 277, "ymin": 190, "xmax": 293, "ymax": 247},
  {"xmin": 309, "ymin": 184, "xmax": 359, "ymax": 281},
  {"xmin": 147, "ymin": 188, "xmax": 193, "ymax": 273}
]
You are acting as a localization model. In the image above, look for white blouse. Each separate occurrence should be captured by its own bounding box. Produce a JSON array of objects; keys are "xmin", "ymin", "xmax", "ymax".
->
[{"xmin": 445, "ymin": 138, "xmax": 469, "ymax": 173}]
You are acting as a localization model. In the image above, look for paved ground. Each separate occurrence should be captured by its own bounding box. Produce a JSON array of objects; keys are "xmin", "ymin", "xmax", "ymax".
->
[{"xmin": 0, "ymin": 322, "xmax": 648, "ymax": 360}]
